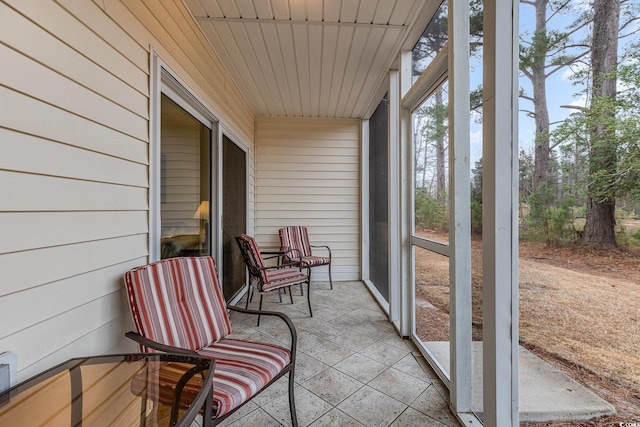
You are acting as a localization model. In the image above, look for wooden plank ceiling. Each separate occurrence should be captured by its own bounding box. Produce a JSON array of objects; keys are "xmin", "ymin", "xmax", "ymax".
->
[{"xmin": 184, "ymin": 0, "xmax": 427, "ymax": 118}]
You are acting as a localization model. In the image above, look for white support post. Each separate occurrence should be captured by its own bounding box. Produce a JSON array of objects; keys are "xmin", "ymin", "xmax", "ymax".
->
[
  {"xmin": 399, "ymin": 51, "xmax": 413, "ymax": 337},
  {"xmin": 448, "ymin": 0, "xmax": 472, "ymax": 414},
  {"xmin": 482, "ymin": 0, "xmax": 520, "ymax": 426},
  {"xmin": 361, "ymin": 119, "xmax": 370, "ymax": 282},
  {"xmin": 388, "ymin": 69, "xmax": 402, "ymax": 332}
]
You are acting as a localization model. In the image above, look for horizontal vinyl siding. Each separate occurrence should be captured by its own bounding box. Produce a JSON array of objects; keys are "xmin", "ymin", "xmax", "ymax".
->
[
  {"xmin": 255, "ymin": 118, "xmax": 361, "ymax": 281},
  {"xmin": 0, "ymin": 0, "xmax": 254, "ymax": 380}
]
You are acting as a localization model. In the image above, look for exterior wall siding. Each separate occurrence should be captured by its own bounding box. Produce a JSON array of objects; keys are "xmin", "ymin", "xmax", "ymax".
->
[
  {"xmin": 0, "ymin": 0, "xmax": 254, "ymax": 380},
  {"xmin": 255, "ymin": 117, "xmax": 361, "ymax": 281}
]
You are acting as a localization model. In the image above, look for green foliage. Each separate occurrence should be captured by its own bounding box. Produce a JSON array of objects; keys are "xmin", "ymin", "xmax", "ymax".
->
[
  {"xmin": 523, "ymin": 185, "xmax": 581, "ymax": 246},
  {"xmin": 415, "ymin": 188, "xmax": 448, "ymax": 233},
  {"xmin": 470, "ymin": 158, "xmax": 483, "ymax": 235},
  {"xmin": 575, "ymin": 204, "xmax": 587, "ymax": 218},
  {"xmin": 470, "ymin": 199, "xmax": 483, "ymax": 235}
]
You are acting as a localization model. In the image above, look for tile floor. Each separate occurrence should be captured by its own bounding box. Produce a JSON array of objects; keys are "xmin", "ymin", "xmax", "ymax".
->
[{"xmin": 217, "ymin": 281, "xmax": 461, "ymax": 427}]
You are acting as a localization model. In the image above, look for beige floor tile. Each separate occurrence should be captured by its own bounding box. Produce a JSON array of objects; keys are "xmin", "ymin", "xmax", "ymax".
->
[
  {"xmin": 360, "ymin": 340, "xmax": 409, "ymax": 366},
  {"xmin": 325, "ymin": 330, "xmax": 377, "ymax": 352},
  {"xmin": 379, "ymin": 332, "xmax": 416, "ymax": 352},
  {"xmin": 337, "ymin": 385, "xmax": 407, "ymax": 427},
  {"xmin": 334, "ymin": 353, "xmax": 388, "ymax": 383},
  {"xmin": 263, "ymin": 385, "xmax": 333, "ymax": 427},
  {"xmin": 303, "ymin": 340, "xmax": 353, "ymax": 366},
  {"xmin": 296, "ymin": 332, "xmax": 330, "ymax": 352},
  {"xmin": 389, "ymin": 407, "xmax": 450, "ymax": 426},
  {"xmin": 308, "ymin": 408, "xmax": 365, "ymax": 426},
  {"xmin": 309, "ymin": 305, "xmax": 345, "ymax": 322},
  {"xmin": 302, "ymin": 367, "xmax": 364, "ymax": 406},
  {"xmin": 294, "ymin": 353, "xmax": 330, "ymax": 383},
  {"xmin": 213, "ymin": 401, "xmax": 259, "ymax": 426},
  {"xmin": 226, "ymin": 281, "xmax": 460, "ymax": 427},
  {"xmin": 295, "ymin": 317, "xmax": 345, "ymax": 339},
  {"xmin": 410, "ymin": 386, "xmax": 460, "ymax": 426},
  {"xmin": 224, "ymin": 407, "xmax": 282, "ymax": 427},
  {"xmin": 392, "ymin": 353, "xmax": 438, "ymax": 382},
  {"xmin": 251, "ymin": 374, "xmax": 291, "ymax": 406},
  {"xmin": 368, "ymin": 368, "xmax": 431, "ymax": 405}
]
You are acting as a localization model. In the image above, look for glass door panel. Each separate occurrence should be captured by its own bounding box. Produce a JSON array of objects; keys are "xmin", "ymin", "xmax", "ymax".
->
[
  {"xmin": 222, "ymin": 135, "xmax": 247, "ymax": 300},
  {"xmin": 414, "ymin": 245, "xmax": 451, "ymax": 356},
  {"xmin": 160, "ymin": 94, "xmax": 211, "ymax": 259},
  {"xmin": 412, "ymin": 80, "xmax": 451, "ymax": 380}
]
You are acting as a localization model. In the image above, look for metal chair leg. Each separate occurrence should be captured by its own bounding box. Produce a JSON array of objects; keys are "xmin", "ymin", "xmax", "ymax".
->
[
  {"xmin": 289, "ymin": 286, "xmax": 294, "ymax": 304},
  {"xmin": 289, "ymin": 370, "xmax": 298, "ymax": 427},
  {"xmin": 306, "ymin": 281, "xmax": 312, "ymax": 317},
  {"xmin": 328, "ymin": 262, "xmax": 333, "ymax": 290},
  {"xmin": 257, "ymin": 294, "xmax": 264, "ymax": 326},
  {"xmin": 300, "ymin": 264, "xmax": 311, "ymax": 296}
]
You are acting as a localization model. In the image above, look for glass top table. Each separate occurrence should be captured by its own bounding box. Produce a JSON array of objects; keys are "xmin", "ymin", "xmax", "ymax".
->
[{"xmin": 0, "ymin": 353, "xmax": 214, "ymax": 427}]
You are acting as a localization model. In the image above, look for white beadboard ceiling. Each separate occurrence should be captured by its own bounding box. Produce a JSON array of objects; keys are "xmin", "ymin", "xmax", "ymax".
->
[{"xmin": 184, "ymin": 0, "xmax": 429, "ymax": 119}]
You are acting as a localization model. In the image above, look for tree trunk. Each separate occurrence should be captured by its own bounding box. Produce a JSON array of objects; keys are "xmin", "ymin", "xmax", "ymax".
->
[
  {"xmin": 583, "ymin": 0, "xmax": 619, "ymax": 247},
  {"xmin": 531, "ymin": 0, "xmax": 551, "ymax": 194}
]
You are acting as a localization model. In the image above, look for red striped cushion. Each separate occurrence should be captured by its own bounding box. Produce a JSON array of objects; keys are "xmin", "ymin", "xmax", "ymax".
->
[
  {"xmin": 299, "ymin": 256, "xmax": 330, "ymax": 267},
  {"xmin": 125, "ymin": 257, "xmax": 232, "ymax": 351},
  {"xmin": 238, "ymin": 234, "xmax": 268, "ymax": 283},
  {"xmin": 198, "ymin": 339, "xmax": 290, "ymax": 417},
  {"xmin": 263, "ymin": 268, "xmax": 309, "ymax": 292},
  {"xmin": 131, "ymin": 339, "xmax": 291, "ymax": 418},
  {"xmin": 279, "ymin": 226, "xmax": 312, "ymax": 263}
]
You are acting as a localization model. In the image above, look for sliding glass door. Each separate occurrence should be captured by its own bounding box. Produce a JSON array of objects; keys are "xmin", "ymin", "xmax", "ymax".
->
[{"xmin": 221, "ymin": 135, "xmax": 247, "ymax": 300}]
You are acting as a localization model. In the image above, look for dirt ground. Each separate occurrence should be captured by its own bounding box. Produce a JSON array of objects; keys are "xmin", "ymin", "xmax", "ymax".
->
[{"xmin": 414, "ymin": 232, "xmax": 640, "ymax": 424}]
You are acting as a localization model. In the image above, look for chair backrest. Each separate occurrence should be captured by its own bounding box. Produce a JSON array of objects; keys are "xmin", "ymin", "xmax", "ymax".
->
[
  {"xmin": 279, "ymin": 226, "xmax": 312, "ymax": 259},
  {"xmin": 235, "ymin": 234, "xmax": 268, "ymax": 285},
  {"xmin": 124, "ymin": 257, "xmax": 232, "ymax": 352}
]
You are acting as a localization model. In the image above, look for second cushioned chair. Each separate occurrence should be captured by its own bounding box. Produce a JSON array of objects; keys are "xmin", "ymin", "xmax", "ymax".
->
[{"xmin": 279, "ymin": 226, "xmax": 333, "ymax": 292}]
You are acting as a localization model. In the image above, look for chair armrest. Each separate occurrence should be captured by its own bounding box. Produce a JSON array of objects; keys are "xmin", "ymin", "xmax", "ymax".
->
[
  {"xmin": 310, "ymin": 245, "xmax": 331, "ymax": 259},
  {"xmin": 286, "ymin": 248, "xmax": 303, "ymax": 260},
  {"xmin": 227, "ymin": 306, "xmax": 297, "ymax": 358},
  {"xmin": 125, "ymin": 331, "xmax": 199, "ymax": 356}
]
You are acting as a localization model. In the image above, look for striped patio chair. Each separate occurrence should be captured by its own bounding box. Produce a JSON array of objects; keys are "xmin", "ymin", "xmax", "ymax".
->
[
  {"xmin": 235, "ymin": 233, "xmax": 312, "ymax": 324},
  {"xmin": 124, "ymin": 256, "xmax": 298, "ymax": 426},
  {"xmin": 279, "ymin": 226, "xmax": 333, "ymax": 293}
]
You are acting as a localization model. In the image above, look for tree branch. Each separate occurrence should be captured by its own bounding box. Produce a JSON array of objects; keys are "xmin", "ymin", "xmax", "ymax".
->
[
  {"xmin": 547, "ymin": 0, "xmax": 572, "ymax": 23},
  {"xmin": 546, "ymin": 51, "xmax": 591, "ymax": 78},
  {"xmin": 560, "ymin": 104, "xmax": 587, "ymax": 111},
  {"xmin": 520, "ymin": 93, "xmax": 534, "ymax": 102}
]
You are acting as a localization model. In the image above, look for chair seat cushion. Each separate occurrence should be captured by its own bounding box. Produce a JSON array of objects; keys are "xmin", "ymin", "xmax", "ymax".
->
[
  {"xmin": 131, "ymin": 339, "xmax": 291, "ymax": 418},
  {"xmin": 263, "ymin": 268, "xmax": 308, "ymax": 292},
  {"xmin": 292, "ymin": 256, "xmax": 330, "ymax": 267}
]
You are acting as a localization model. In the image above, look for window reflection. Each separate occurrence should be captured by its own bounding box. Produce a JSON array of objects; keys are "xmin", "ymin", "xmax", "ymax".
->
[
  {"xmin": 411, "ymin": 1, "xmax": 448, "ymax": 84},
  {"xmin": 160, "ymin": 94, "xmax": 211, "ymax": 259}
]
